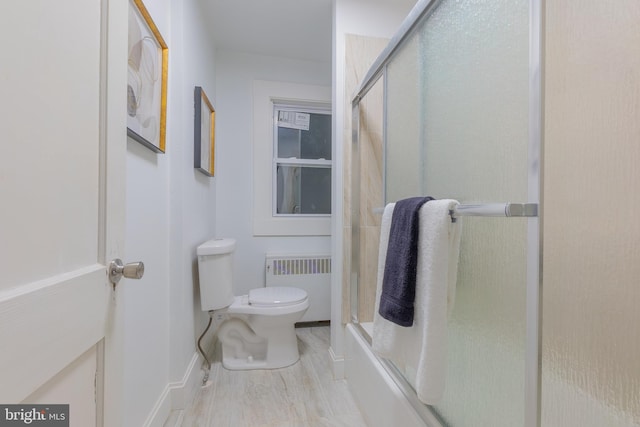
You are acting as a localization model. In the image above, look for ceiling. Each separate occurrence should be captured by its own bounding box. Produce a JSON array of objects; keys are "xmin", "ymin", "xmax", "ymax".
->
[{"xmin": 200, "ymin": 0, "xmax": 333, "ymax": 63}]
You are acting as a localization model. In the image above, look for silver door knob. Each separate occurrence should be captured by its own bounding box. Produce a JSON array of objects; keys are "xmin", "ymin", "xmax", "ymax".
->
[{"xmin": 109, "ymin": 259, "xmax": 145, "ymax": 286}]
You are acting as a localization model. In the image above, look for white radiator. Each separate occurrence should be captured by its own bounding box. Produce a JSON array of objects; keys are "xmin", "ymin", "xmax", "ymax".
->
[{"xmin": 265, "ymin": 254, "xmax": 331, "ymax": 322}]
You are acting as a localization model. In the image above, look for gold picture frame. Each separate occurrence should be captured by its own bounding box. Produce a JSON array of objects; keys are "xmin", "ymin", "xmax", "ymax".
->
[
  {"xmin": 127, "ymin": 0, "xmax": 168, "ymax": 153},
  {"xmin": 194, "ymin": 86, "xmax": 215, "ymax": 176}
]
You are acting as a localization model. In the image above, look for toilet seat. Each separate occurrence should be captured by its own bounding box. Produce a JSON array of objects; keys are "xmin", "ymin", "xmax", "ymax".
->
[
  {"xmin": 226, "ymin": 287, "xmax": 309, "ymax": 316},
  {"xmin": 249, "ymin": 287, "xmax": 307, "ymax": 307}
]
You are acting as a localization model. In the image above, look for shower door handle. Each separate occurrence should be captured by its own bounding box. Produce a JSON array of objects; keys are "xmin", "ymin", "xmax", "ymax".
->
[{"xmin": 108, "ymin": 258, "xmax": 145, "ymax": 287}]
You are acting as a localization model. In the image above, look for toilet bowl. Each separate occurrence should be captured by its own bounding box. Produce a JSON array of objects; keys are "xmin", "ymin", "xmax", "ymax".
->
[
  {"xmin": 217, "ymin": 287, "xmax": 309, "ymax": 369},
  {"xmin": 196, "ymin": 238, "xmax": 309, "ymax": 370}
]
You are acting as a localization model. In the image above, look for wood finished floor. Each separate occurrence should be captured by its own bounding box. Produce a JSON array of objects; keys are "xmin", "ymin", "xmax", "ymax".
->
[{"xmin": 177, "ymin": 326, "xmax": 367, "ymax": 427}]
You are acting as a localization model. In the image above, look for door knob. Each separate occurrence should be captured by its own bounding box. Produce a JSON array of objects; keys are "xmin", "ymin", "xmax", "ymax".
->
[{"xmin": 109, "ymin": 259, "xmax": 145, "ymax": 286}]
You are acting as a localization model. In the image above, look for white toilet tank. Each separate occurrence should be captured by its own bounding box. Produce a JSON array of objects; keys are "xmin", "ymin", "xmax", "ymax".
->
[{"xmin": 197, "ymin": 238, "xmax": 236, "ymax": 311}]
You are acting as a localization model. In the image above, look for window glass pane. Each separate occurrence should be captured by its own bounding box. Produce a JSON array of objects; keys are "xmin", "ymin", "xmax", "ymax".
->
[
  {"xmin": 276, "ymin": 111, "xmax": 331, "ymax": 160},
  {"xmin": 276, "ymin": 165, "xmax": 300, "ymax": 214},
  {"xmin": 300, "ymin": 166, "xmax": 331, "ymax": 213},
  {"xmin": 277, "ymin": 127, "xmax": 301, "ymax": 158},
  {"xmin": 276, "ymin": 165, "xmax": 331, "ymax": 215},
  {"xmin": 300, "ymin": 114, "xmax": 332, "ymax": 160}
]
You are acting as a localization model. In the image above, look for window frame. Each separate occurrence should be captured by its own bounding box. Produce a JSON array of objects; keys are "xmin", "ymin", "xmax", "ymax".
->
[
  {"xmin": 252, "ymin": 80, "xmax": 332, "ymax": 236},
  {"xmin": 272, "ymin": 103, "xmax": 332, "ymax": 217}
]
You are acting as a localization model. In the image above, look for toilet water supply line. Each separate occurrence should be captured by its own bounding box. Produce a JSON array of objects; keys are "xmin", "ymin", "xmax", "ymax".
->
[{"xmin": 197, "ymin": 312, "xmax": 215, "ymax": 385}]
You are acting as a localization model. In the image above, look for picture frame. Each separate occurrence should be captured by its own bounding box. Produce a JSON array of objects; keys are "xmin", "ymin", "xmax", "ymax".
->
[
  {"xmin": 194, "ymin": 86, "xmax": 216, "ymax": 176},
  {"xmin": 127, "ymin": 0, "xmax": 168, "ymax": 153}
]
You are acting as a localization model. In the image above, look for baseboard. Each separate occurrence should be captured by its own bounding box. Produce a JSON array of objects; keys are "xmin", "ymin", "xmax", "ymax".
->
[
  {"xmin": 162, "ymin": 410, "xmax": 184, "ymax": 427},
  {"xmin": 328, "ymin": 346, "xmax": 345, "ymax": 380},
  {"xmin": 168, "ymin": 352, "xmax": 202, "ymax": 409},
  {"xmin": 142, "ymin": 352, "xmax": 202, "ymax": 427},
  {"xmin": 142, "ymin": 384, "xmax": 172, "ymax": 427}
]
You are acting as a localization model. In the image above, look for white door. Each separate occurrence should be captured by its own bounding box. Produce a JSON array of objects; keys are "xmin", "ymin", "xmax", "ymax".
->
[{"xmin": 0, "ymin": 0, "xmax": 130, "ymax": 426}]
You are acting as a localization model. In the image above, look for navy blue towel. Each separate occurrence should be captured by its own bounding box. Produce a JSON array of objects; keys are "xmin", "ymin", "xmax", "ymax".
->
[{"xmin": 378, "ymin": 196, "xmax": 434, "ymax": 327}]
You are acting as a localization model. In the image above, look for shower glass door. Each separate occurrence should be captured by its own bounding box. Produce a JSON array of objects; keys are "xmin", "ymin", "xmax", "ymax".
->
[{"xmin": 385, "ymin": 0, "xmax": 531, "ymax": 425}]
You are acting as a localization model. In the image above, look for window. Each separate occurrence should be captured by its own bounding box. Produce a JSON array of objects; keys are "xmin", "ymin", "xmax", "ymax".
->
[
  {"xmin": 252, "ymin": 80, "xmax": 332, "ymax": 236},
  {"xmin": 273, "ymin": 105, "xmax": 332, "ymax": 216}
]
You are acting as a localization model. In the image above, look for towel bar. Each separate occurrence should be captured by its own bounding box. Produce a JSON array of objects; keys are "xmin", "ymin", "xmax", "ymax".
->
[
  {"xmin": 371, "ymin": 203, "xmax": 538, "ymax": 221},
  {"xmin": 450, "ymin": 203, "xmax": 538, "ymax": 221}
]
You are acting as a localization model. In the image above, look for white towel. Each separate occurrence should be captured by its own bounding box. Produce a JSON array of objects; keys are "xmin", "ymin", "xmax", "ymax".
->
[{"xmin": 372, "ymin": 199, "xmax": 462, "ymax": 405}]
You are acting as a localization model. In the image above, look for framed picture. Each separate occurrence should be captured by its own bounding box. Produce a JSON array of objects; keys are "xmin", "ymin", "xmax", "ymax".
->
[
  {"xmin": 127, "ymin": 0, "xmax": 168, "ymax": 153},
  {"xmin": 194, "ymin": 86, "xmax": 216, "ymax": 176}
]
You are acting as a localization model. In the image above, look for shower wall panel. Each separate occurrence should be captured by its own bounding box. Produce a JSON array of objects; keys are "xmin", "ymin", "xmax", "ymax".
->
[
  {"xmin": 343, "ymin": 35, "xmax": 389, "ymax": 324},
  {"xmin": 356, "ymin": 79, "xmax": 384, "ymax": 324}
]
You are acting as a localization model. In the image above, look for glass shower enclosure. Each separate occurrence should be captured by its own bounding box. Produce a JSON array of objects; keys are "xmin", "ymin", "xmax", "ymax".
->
[{"xmin": 350, "ymin": 0, "xmax": 541, "ymax": 426}]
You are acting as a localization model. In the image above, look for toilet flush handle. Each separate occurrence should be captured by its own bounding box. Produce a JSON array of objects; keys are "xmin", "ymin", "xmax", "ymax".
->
[{"xmin": 108, "ymin": 259, "xmax": 145, "ymax": 287}]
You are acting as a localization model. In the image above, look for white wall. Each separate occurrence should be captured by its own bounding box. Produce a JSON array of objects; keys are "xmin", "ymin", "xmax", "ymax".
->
[
  {"xmin": 168, "ymin": 0, "xmax": 217, "ymax": 385},
  {"xmin": 124, "ymin": 0, "xmax": 217, "ymax": 425},
  {"xmin": 214, "ymin": 50, "xmax": 332, "ymax": 296},
  {"xmin": 331, "ymin": 0, "xmax": 417, "ymax": 366},
  {"xmin": 124, "ymin": 0, "xmax": 171, "ymax": 423}
]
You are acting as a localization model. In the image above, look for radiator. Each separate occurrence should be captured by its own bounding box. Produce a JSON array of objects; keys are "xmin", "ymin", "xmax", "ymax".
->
[{"xmin": 265, "ymin": 254, "xmax": 331, "ymax": 322}]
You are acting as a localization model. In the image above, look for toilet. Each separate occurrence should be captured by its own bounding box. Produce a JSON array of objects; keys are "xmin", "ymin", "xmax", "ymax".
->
[{"xmin": 196, "ymin": 238, "xmax": 309, "ymax": 370}]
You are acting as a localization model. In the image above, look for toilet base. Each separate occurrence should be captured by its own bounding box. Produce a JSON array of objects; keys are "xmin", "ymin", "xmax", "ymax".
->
[
  {"xmin": 221, "ymin": 352, "xmax": 300, "ymax": 370},
  {"xmin": 219, "ymin": 317, "xmax": 301, "ymax": 370}
]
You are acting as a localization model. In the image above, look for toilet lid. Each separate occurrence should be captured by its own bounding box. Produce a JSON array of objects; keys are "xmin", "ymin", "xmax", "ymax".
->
[{"xmin": 249, "ymin": 287, "xmax": 307, "ymax": 307}]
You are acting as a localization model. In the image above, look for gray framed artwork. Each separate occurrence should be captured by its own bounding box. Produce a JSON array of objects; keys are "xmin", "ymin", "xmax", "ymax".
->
[{"xmin": 194, "ymin": 86, "xmax": 215, "ymax": 176}]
